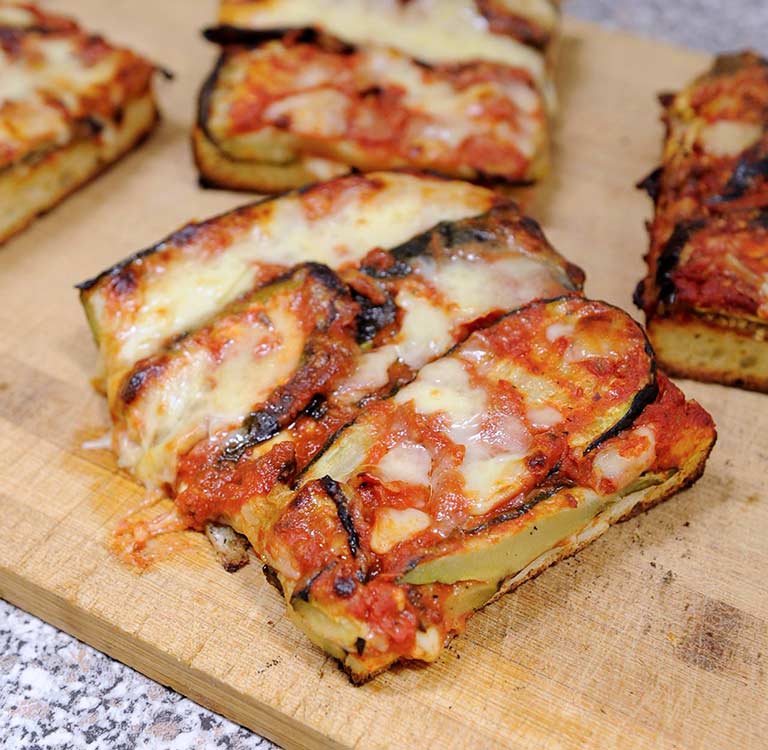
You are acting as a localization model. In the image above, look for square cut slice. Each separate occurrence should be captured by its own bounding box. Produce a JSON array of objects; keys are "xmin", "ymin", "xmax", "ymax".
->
[{"xmin": 0, "ymin": 2, "xmax": 158, "ymax": 243}]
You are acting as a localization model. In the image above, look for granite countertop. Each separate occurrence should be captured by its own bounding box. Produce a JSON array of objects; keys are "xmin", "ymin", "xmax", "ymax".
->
[{"xmin": 2, "ymin": 2, "xmax": 765, "ymax": 749}]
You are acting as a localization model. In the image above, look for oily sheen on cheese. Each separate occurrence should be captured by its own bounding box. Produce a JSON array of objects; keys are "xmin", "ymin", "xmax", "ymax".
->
[
  {"xmin": 162, "ymin": 204, "xmax": 583, "ymax": 525},
  {"xmin": 218, "ymin": 0, "xmax": 551, "ymax": 84}
]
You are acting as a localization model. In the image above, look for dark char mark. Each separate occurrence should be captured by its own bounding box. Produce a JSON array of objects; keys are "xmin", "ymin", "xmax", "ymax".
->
[
  {"xmin": 262, "ymin": 564, "xmax": 284, "ymax": 595},
  {"xmin": 633, "ymin": 278, "xmax": 646, "ymax": 310},
  {"xmin": 303, "ymin": 394, "xmax": 328, "ymax": 420},
  {"xmin": 119, "ymin": 362, "xmax": 164, "ymax": 406},
  {"xmin": 655, "ymin": 221, "xmax": 706, "ymax": 306},
  {"xmin": 334, "ymin": 576, "xmax": 357, "ymax": 598},
  {"xmin": 203, "ymin": 25, "xmax": 356, "ymax": 54},
  {"xmin": 352, "ymin": 289, "xmax": 397, "ymax": 344},
  {"xmin": 583, "ymin": 326, "xmax": 659, "ymax": 456},
  {"xmin": 319, "ymin": 475, "xmax": 360, "ymax": 558},
  {"xmin": 196, "ymin": 51, "xmax": 228, "ymax": 136},
  {"xmin": 713, "ymin": 148, "xmax": 768, "ymax": 203},
  {"xmin": 464, "ymin": 483, "xmax": 570, "ymax": 536},
  {"xmin": 637, "ymin": 166, "xmax": 663, "ymax": 202}
]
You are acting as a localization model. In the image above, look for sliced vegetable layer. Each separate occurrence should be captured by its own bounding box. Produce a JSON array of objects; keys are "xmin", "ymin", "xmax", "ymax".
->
[
  {"xmin": 245, "ymin": 297, "xmax": 714, "ymax": 681},
  {"xmin": 174, "ymin": 205, "xmax": 583, "ymax": 527},
  {"xmin": 196, "ymin": 31, "xmax": 548, "ymax": 186},
  {"xmin": 111, "ymin": 263, "xmax": 359, "ymax": 488}
]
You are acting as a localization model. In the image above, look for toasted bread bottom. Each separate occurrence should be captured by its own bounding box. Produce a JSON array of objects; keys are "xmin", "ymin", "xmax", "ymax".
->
[
  {"xmin": 648, "ymin": 314, "xmax": 768, "ymax": 393},
  {"xmin": 0, "ymin": 93, "xmax": 158, "ymax": 244},
  {"xmin": 192, "ymin": 126, "xmax": 349, "ymax": 193}
]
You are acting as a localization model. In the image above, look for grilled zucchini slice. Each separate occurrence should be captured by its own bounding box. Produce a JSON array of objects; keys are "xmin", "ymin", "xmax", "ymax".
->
[
  {"xmin": 244, "ymin": 297, "xmax": 714, "ymax": 682},
  {"xmin": 111, "ymin": 263, "xmax": 358, "ymax": 488}
]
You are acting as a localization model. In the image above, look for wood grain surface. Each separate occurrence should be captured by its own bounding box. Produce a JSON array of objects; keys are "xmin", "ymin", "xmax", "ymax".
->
[{"xmin": 1, "ymin": 2, "xmax": 766, "ymax": 749}]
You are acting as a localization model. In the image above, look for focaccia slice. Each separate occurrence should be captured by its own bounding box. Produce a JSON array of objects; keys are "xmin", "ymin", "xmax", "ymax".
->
[
  {"xmin": 636, "ymin": 53, "xmax": 768, "ymax": 391},
  {"xmin": 0, "ymin": 2, "xmax": 158, "ymax": 243},
  {"xmin": 236, "ymin": 297, "xmax": 714, "ymax": 682},
  {"xmin": 78, "ymin": 172, "xmax": 499, "ymax": 397},
  {"xmin": 194, "ymin": 1, "xmax": 559, "ymax": 191}
]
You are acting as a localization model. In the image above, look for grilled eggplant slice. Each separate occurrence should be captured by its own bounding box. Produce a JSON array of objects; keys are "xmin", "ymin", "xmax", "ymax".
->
[
  {"xmin": 78, "ymin": 172, "xmax": 499, "ymax": 394},
  {"xmin": 194, "ymin": 0, "xmax": 559, "ymax": 191},
  {"xmin": 637, "ymin": 53, "xmax": 768, "ymax": 392},
  {"xmin": 235, "ymin": 297, "xmax": 714, "ymax": 682},
  {"xmin": 111, "ymin": 263, "xmax": 359, "ymax": 488},
  {"xmin": 173, "ymin": 205, "xmax": 584, "ymax": 528},
  {"xmin": 0, "ymin": 3, "xmax": 158, "ymax": 244}
]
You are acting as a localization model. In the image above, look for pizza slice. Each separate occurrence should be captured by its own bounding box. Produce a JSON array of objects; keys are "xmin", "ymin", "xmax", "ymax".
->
[
  {"xmin": 636, "ymin": 52, "xmax": 768, "ymax": 391},
  {"xmin": 194, "ymin": 1, "xmax": 559, "ymax": 191},
  {"xmin": 0, "ymin": 2, "xmax": 159, "ymax": 243},
  {"xmin": 229, "ymin": 297, "xmax": 715, "ymax": 682}
]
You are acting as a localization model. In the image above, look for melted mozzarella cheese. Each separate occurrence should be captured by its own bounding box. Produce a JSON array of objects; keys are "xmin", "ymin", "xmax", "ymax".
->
[
  {"xmin": 396, "ymin": 357, "xmax": 531, "ymax": 514},
  {"xmin": 117, "ymin": 305, "xmax": 305, "ymax": 487},
  {"xmin": 592, "ymin": 426, "xmax": 657, "ymax": 491},
  {"xmin": 526, "ymin": 405, "xmax": 563, "ymax": 428},
  {"xmin": 426, "ymin": 255, "xmax": 563, "ymax": 317},
  {"xmin": 0, "ymin": 6, "xmax": 34, "ymax": 26},
  {"xmin": 398, "ymin": 358, "xmax": 486, "ymax": 432},
  {"xmin": 375, "ymin": 443, "xmax": 432, "ymax": 486},
  {"xmin": 370, "ymin": 507, "xmax": 432, "ymax": 553},
  {"xmin": 393, "ymin": 291, "xmax": 455, "ymax": 370},
  {"xmin": 699, "ymin": 120, "xmax": 762, "ymax": 157}
]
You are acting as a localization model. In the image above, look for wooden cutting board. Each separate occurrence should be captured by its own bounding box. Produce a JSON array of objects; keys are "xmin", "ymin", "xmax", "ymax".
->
[{"xmin": 1, "ymin": 2, "xmax": 766, "ymax": 749}]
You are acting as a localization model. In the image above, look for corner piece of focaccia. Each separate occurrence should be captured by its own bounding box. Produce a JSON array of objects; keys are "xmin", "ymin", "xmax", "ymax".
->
[
  {"xmin": 232, "ymin": 296, "xmax": 715, "ymax": 682},
  {"xmin": 193, "ymin": 0, "xmax": 560, "ymax": 192},
  {"xmin": 636, "ymin": 52, "xmax": 768, "ymax": 392},
  {"xmin": 0, "ymin": 2, "xmax": 160, "ymax": 244}
]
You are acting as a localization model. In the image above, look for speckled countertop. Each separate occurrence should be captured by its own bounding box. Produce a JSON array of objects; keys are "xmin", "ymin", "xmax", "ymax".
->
[{"xmin": 2, "ymin": 3, "xmax": 766, "ymax": 749}]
